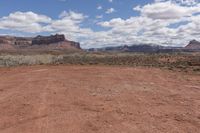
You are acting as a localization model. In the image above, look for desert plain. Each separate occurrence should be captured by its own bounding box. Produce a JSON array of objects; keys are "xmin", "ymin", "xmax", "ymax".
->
[{"xmin": 0, "ymin": 64, "xmax": 199, "ymax": 133}]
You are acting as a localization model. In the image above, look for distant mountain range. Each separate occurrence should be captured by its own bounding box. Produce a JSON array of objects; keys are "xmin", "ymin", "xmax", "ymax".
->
[
  {"xmin": 0, "ymin": 34, "xmax": 81, "ymax": 52},
  {"xmin": 0, "ymin": 34, "xmax": 200, "ymax": 53},
  {"xmin": 88, "ymin": 40, "xmax": 200, "ymax": 53}
]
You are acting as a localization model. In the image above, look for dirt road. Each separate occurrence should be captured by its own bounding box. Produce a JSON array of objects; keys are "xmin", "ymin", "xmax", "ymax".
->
[{"xmin": 0, "ymin": 65, "xmax": 199, "ymax": 133}]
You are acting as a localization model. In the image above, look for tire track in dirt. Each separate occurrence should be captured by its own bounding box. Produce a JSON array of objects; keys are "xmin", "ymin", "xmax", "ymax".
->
[
  {"xmin": 35, "ymin": 70, "xmax": 50, "ymax": 133},
  {"xmin": 0, "ymin": 70, "xmax": 49, "ymax": 132},
  {"xmin": 0, "ymin": 66, "xmax": 199, "ymax": 133}
]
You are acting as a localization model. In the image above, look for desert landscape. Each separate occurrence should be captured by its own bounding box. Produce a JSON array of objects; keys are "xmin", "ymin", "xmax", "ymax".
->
[
  {"xmin": 0, "ymin": 34, "xmax": 200, "ymax": 133},
  {"xmin": 0, "ymin": 65, "xmax": 199, "ymax": 133},
  {"xmin": 1, "ymin": 0, "xmax": 200, "ymax": 132},
  {"xmin": 0, "ymin": 32, "xmax": 200, "ymax": 133}
]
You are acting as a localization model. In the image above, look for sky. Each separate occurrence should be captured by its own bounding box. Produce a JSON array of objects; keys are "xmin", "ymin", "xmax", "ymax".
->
[{"xmin": 0, "ymin": 0, "xmax": 200, "ymax": 48}]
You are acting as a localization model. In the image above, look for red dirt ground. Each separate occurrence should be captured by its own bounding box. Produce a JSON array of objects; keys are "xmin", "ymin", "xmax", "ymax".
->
[{"xmin": 0, "ymin": 65, "xmax": 199, "ymax": 133}]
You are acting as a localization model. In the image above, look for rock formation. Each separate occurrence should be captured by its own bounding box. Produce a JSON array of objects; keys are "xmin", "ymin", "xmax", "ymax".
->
[
  {"xmin": 14, "ymin": 37, "xmax": 32, "ymax": 47},
  {"xmin": 32, "ymin": 34, "xmax": 65, "ymax": 45},
  {"xmin": 0, "ymin": 34, "xmax": 81, "ymax": 51},
  {"xmin": 185, "ymin": 40, "xmax": 200, "ymax": 49}
]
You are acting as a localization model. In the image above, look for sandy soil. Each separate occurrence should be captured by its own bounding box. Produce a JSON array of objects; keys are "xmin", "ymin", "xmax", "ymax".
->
[{"xmin": 0, "ymin": 65, "xmax": 199, "ymax": 133}]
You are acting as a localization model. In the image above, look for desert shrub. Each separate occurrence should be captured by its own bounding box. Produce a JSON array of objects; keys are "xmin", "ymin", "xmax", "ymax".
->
[
  {"xmin": 0, "ymin": 54, "xmax": 64, "ymax": 67},
  {"xmin": 0, "ymin": 52, "xmax": 199, "ymax": 70}
]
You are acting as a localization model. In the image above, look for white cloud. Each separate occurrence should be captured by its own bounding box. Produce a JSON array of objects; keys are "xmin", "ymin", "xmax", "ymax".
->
[
  {"xmin": 108, "ymin": 0, "xmax": 113, "ymax": 3},
  {"xmin": 155, "ymin": 0, "xmax": 198, "ymax": 6},
  {"xmin": 0, "ymin": 11, "xmax": 91, "ymax": 42},
  {"xmin": 106, "ymin": 8, "xmax": 116, "ymax": 14},
  {"xmin": 178, "ymin": 0, "xmax": 198, "ymax": 5},
  {"xmin": 0, "ymin": 11, "xmax": 52, "ymax": 33},
  {"xmin": 59, "ymin": 11, "xmax": 87, "ymax": 22},
  {"xmin": 0, "ymin": 1, "xmax": 200, "ymax": 48},
  {"xmin": 97, "ymin": 5, "xmax": 102, "ymax": 10},
  {"xmin": 133, "ymin": 1, "xmax": 200, "ymax": 20},
  {"xmin": 49, "ymin": 11, "xmax": 92, "ymax": 41},
  {"xmin": 96, "ymin": 1, "xmax": 200, "ymax": 47},
  {"xmin": 96, "ymin": 15, "xmax": 103, "ymax": 19},
  {"xmin": 1, "ymin": 11, "xmax": 51, "ymax": 23}
]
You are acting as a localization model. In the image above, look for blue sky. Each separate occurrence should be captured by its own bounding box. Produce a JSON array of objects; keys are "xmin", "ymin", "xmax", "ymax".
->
[
  {"xmin": 0, "ymin": 0, "xmax": 149, "ymax": 31},
  {"xmin": 0, "ymin": 0, "xmax": 200, "ymax": 48},
  {"xmin": 0, "ymin": 0, "xmax": 148, "ymax": 19}
]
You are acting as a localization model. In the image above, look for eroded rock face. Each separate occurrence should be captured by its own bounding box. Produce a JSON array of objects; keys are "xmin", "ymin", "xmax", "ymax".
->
[
  {"xmin": 14, "ymin": 37, "xmax": 32, "ymax": 47},
  {"xmin": 0, "ymin": 36, "xmax": 32, "ymax": 46},
  {"xmin": 0, "ymin": 36, "xmax": 16, "ymax": 45},
  {"xmin": 32, "ymin": 34, "xmax": 65, "ymax": 45},
  {"xmin": 68, "ymin": 41, "xmax": 81, "ymax": 49},
  {"xmin": 185, "ymin": 40, "xmax": 200, "ymax": 49},
  {"xmin": 0, "ymin": 34, "xmax": 81, "ymax": 51}
]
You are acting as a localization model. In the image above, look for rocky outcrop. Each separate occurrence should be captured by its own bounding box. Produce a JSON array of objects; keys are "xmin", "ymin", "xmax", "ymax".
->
[
  {"xmin": 185, "ymin": 40, "xmax": 200, "ymax": 49},
  {"xmin": 68, "ymin": 41, "xmax": 81, "ymax": 49},
  {"xmin": 0, "ymin": 36, "xmax": 16, "ymax": 45},
  {"xmin": 0, "ymin": 34, "xmax": 81, "ymax": 51},
  {"xmin": 32, "ymin": 34, "xmax": 65, "ymax": 45},
  {"xmin": 14, "ymin": 37, "xmax": 32, "ymax": 47}
]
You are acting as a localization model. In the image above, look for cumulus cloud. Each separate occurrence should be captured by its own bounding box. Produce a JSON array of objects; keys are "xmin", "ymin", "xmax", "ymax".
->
[
  {"xmin": 0, "ymin": 11, "xmax": 52, "ymax": 33},
  {"xmin": 96, "ymin": 15, "xmax": 103, "ymax": 19},
  {"xmin": 96, "ymin": 1, "xmax": 200, "ymax": 47},
  {"xmin": 155, "ymin": 0, "xmax": 198, "ymax": 6},
  {"xmin": 0, "ymin": 11, "xmax": 92, "ymax": 42},
  {"xmin": 49, "ymin": 11, "xmax": 92, "ymax": 41},
  {"xmin": 59, "ymin": 11, "xmax": 87, "ymax": 21},
  {"xmin": 105, "ymin": 8, "xmax": 116, "ymax": 14},
  {"xmin": 0, "ymin": 1, "xmax": 200, "ymax": 48},
  {"xmin": 97, "ymin": 5, "xmax": 102, "ymax": 10},
  {"xmin": 133, "ymin": 1, "xmax": 200, "ymax": 20}
]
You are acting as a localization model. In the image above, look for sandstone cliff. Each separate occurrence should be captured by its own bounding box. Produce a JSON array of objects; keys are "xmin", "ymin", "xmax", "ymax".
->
[
  {"xmin": 0, "ymin": 34, "xmax": 81, "ymax": 51},
  {"xmin": 32, "ymin": 34, "xmax": 65, "ymax": 45},
  {"xmin": 185, "ymin": 40, "xmax": 200, "ymax": 49}
]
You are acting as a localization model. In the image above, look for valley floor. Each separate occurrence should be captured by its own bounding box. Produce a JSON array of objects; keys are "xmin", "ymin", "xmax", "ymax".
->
[{"xmin": 0, "ymin": 65, "xmax": 199, "ymax": 133}]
